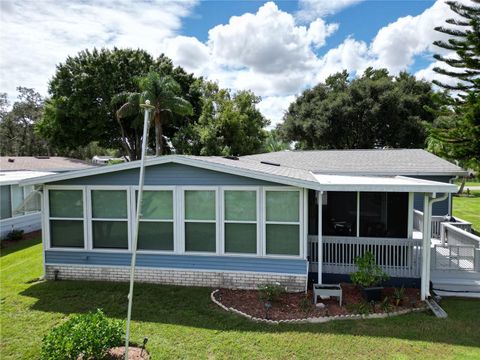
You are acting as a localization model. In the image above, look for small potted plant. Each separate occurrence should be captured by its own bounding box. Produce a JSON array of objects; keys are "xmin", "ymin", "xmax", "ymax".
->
[{"xmin": 350, "ymin": 251, "xmax": 389, "ymax": 302}]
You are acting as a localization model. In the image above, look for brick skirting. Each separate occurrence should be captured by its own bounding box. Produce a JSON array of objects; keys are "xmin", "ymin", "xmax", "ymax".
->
[{"xmin": 45, "ymin": 265, "xmax": 307, "ymax": 292}]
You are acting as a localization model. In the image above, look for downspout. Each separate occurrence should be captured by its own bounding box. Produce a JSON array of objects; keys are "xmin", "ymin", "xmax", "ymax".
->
[{"xmin": 421, "ymin": 192, "xmax": 449, "ymax": 300}]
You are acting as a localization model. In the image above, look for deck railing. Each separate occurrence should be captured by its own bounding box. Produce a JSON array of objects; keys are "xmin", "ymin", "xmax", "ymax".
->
[
  {"xmin": 308, "ymin": 236, "xmax": 422, "ymax": 278},
  {"xmin": 413, "ymin": 210, "xmax": 473, "ymax": 239},
  {"xmin": 440, "ymin": 222, "xmax": 480, "ymax": 248}
]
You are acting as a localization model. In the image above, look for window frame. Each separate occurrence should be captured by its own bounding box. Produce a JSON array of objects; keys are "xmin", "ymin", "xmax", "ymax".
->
[
  {"xmin": 45, "ymin": 185, "xmax": 87, "ymax": 251},
  {"xmin": 182, "ymin": 186, "xmax": 219, "ymax": 255},
  {"xmin": 263, "ymin": 187, "xmax": 303, "ymax": 258},
  {"xmin": 221, "ymin": 186, "xmax": 260, "ymax": 256},
  {"xmin": 131, "ymin": 186, "xmax": 176, "ymax": 254},
  {"xmin": 87, "ymin": 185, "xmax": 131, "ymax": 252}
]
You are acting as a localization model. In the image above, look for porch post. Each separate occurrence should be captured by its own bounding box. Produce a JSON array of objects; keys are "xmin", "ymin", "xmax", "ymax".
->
[
  {"xmin": 317, "ymin": 191, "xmax": 323, "ymax": 284},
  {"xmin": 421, "ymin": 194, "xmax": 431, "ymax": 300}
]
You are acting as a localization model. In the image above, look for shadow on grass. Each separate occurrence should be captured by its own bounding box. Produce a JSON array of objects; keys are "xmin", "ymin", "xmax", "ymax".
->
[
  {"xmin": 21, "ymin": 279, "xmax": 480, "ymax": 348},
  {"xmin": 1, "ymin": 236, "xmax": 42, "ymax": 257}
]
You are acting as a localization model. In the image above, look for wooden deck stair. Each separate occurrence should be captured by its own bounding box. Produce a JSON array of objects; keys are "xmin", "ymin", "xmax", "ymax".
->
[{"xmin": 425, "ymin": 298, "xmax": 448, "ymax": 318}]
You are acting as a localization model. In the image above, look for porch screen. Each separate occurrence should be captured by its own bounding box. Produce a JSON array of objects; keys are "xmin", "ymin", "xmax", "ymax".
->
[
  {"xmin": 0, "ymin": 186, "xmax": 11, "ymax": 219},
  {"xmin": 184, "ymin": 190, "xmax": 216, "ymax": 252},
  {"xmin": 360, "ymin": 192, "xmax": 408, "ymax": 238},
  {"xmin": 91, "ymin": 190, "xmax": 128, "ymax": 249},
  {"xmin": 224, "ymin": 190, "xmax": 257, "ymax": 254},
  {"xmin": 323, "ymin": 192, "xmax": 357, "ymax": 236},
  {"xmin": 265, "ymin": 190, "xmax": 300, "ymax": 256},
  {"xmin": 49, "ymin": 189, "xmax": 84, "ymax": 248},
  {"xmin": 137, "ymin": 190, "xmax": 174, "ymax": 251}
]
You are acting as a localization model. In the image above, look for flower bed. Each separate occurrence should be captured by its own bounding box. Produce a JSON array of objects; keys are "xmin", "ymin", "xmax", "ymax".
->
[{"xmin": 212, "ymin": 283, "xmax": 425, "ymax": 323}]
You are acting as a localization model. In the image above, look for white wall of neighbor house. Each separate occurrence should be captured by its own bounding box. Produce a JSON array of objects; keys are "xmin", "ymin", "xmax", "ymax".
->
[
  {"xmin": 0, "ymin": 184, "xmax": 41, "ymax": 239},
  {"xmin": 42, "ymin": 184, "xmax": 307, "ymax": 260}
]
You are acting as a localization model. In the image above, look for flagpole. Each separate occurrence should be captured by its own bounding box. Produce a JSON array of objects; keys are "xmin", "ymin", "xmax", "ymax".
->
[{"xmin": 125, "ymin": 100, "xmax": 154, "ymax": 359}]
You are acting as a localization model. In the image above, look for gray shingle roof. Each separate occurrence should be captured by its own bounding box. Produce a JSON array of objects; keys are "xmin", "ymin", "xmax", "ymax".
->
[
  {"xmin": 0, "ymin": 156, "xmax": 93, "ymax": 172},
  {"xmin": 243, "ymin": 149, "xmax": 466, "ymax": 176}
]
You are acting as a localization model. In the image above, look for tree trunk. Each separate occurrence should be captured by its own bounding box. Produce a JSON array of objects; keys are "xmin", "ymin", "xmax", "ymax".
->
[
  {"xmin": 457, "ymin": 177, "xmax": 466, "ymax": 195},
  {"xmin": 154, "ymin": 111, "xmax": 163, "ymax": 156}
]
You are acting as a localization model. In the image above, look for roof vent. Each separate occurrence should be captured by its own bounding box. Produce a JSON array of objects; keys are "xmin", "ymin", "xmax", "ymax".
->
[
  {"xmin": 223, "ymin": 155, "xmax": 239, "ymax": 160},
  {"xmin": 261, "ymin": 161, "xmax": 280, "ymax": 167},
  {"xmin": 35, "ymin": 156, "xmax": 50, "ymax": 159},
  {"xmin": 8, "ymin": 158, "xmax": 14, "ymax": 163}
]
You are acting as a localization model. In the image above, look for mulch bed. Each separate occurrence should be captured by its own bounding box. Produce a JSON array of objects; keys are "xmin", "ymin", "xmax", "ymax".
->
[
  {"xmin": 1, "ymin": 230, "xmax": 41, "ymax": 247},
  {"xmin": 214, "ymin": 284, "xmax": 422, "ymax": 320},
  {"xmin": 105, "ymin": 347, "xmax": 149, "ymax": 360}
]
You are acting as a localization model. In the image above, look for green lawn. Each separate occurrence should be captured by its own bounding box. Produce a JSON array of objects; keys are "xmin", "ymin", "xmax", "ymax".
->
[
  {"xmin": 1, "ymin": 238, "xmax": 480, "ymax": 359},
  {"xmin": 454, "ymin": 180, "xmax": 480, "ymax": 187},
  {"xmin": 453, "ymin": 190, "xmax": 480, "ymax": 232}
]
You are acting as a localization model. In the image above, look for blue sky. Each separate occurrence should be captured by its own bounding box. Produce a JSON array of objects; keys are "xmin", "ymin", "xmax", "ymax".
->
[{"xmin": 0, "ymin": 0, "xmax": 458, "ymax": 126}]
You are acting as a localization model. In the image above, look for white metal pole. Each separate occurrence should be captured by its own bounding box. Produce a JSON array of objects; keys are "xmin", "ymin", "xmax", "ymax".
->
[
  {"xmin": 317, "ymin": 191, "xmax": 323, "ymax": 284},
  {"xmin": 125, "ymin": 100, "xmax": 154, "ymax": 359}
]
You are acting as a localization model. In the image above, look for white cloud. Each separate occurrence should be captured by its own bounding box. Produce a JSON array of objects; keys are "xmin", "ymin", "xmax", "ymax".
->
[
  {"xmin": 257, "ymin": 95, "xmax": 296, "ymax": 129},
  {"xmin": 370, "ymin": 0, "xmax": 455, "ymax": 73},
  {"xmin": 297, "ymin": 0, "xmax": 363, "ymax": 21},
  {"xmin": 0, "ymin": 0, "xmax": 198, "ymax": 100}
]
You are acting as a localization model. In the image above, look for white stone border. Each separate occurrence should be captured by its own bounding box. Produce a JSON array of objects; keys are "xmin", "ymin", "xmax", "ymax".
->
[{"xmin": 211, "ymin": 289, "xmax": 427, "ymax": 325}]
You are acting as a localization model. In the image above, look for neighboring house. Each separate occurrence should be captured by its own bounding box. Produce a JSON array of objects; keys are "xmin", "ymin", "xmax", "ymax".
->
[
  {"xmin": 20, "ymin": 149, "xmax": 467, "ymax": 300},
  {"xmin": 0, "ymin": 156, "xmax": 93, "ymax": 239}
]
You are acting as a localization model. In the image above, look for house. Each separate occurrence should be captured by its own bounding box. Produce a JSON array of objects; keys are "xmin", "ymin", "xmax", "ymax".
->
[
  {"xmin": 0, "ymin": 156, "xmax": 93, "ymax": 239},
  {"xmin": 20, "ymin": 149, "xmax": 468, "ymax": 300}
]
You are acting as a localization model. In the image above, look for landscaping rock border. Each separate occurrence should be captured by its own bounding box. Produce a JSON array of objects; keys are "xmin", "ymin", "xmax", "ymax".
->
[{"xmin": 211, "ymin": 289, "xmax": 427, "ymax": 325}]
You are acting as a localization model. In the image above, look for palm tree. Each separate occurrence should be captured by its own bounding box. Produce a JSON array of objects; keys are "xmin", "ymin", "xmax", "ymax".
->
[
  {"xmin": 111, "ymin": 92, "xmax": 143, "ymax": 161},
  {"xmin": 139, "ymin": 72, "xmax": 193, "ymax": 155}
]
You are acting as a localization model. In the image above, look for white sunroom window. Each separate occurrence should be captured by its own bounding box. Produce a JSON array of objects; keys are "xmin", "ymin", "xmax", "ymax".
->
[
  {"xmin": 224, "ymin": 190, "xmax": 257, "ymax": 254},
  {"xmin": 184, "ymin": 190, "xmax": 216, "ymax": 252},
  {"xmin": 137, "ymin": 190, "xmax": 174, "ymax": 251},
  {"xmin": 91, "ymin": 190, "xmax": 129, "ymax": 249},
  {"xmin": 11, "ymin": 185, "xmax": 24, "ymax": 217},
  {"xmin": 265, "ymin": 190, "xmax": 301, "ymax": 256},
  {"xmin": 49, "ymin": 189, "xmax": 84, "ymax": 248}
]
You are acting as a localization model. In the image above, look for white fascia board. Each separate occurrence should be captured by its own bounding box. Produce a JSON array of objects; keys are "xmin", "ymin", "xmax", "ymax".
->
[
  {"xmin": 0, "ymin": 171, "xmax": 56, "ymax": 186},
  {"xmin": 19, "ymin": 156, "xmax": 322, "ymax": 190},
  {"xmin": 311, "ymin": 173, "xmax": 458, "ymax": 193}
]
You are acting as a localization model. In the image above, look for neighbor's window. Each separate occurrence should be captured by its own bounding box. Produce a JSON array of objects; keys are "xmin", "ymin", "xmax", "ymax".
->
[
  {"xmin": 265, "ymin": 190, "xmax": 300, "ymax": 256},
  {"xmin": 0, "ymin": 185, "xmax": 12, "ymax": 219},
  {"xmin": 137, "ymin": 190, "xmax": 174, "ymax": 251},
  {"xmin": 91, "ymin": 190, "xmax": 128, "ymax": 249},
  {"xmin": 49, "ymin": 189, "xmax": 84, "ymax": 248},
  {"xmin": 11, "ymin": 185, "xmax": 24, "ymax": 217},
  {"xmin": 322, "ymin": 192, "xmax": 357, "ymax": 237},
  {"xmin": 224, "ymin": 190, "xmax": 257, "ymax": 254},
  {"xmin": 359, "ymin": 192, "xmax": 408, "ymax": 238},
  {"xmin": 184, "ymin": 190, "xmax": 216, "ymax": 252}
]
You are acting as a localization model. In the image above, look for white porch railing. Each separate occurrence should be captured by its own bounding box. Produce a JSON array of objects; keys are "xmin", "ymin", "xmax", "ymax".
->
[
  {"xmin": 413, "ymin": 210, "xmax": 473, "ymax": 239},
  {"xmin": 308, "ymin": 236, "xmax": 422, "ymax": 278}
]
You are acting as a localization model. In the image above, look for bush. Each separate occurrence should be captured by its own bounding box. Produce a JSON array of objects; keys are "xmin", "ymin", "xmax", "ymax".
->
[
  {"xmin": 350, "ymin": 251, "xmax": 389, "ymax": 288},
  {"xmin": 257, "ymin": 282, "xmax": 285, "ymax": 303},
  {"xmin": 41, "ymin": 309, "xmax": 123, "ymax": 360},
  {"xmin": 6, "ymin": 229, "xmax": 24, "ymax": 241}
]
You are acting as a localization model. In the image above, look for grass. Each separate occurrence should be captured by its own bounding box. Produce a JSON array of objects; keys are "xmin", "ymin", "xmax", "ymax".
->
[
  {"xmin": 453, "ymin": 190, "xmax": 480, "ymax": 231},
  {"xmin": 454, "ymin": 179, "xmax": 480, "ymax": 187},
  {"xmin": 1, "ymin": 238, "xmax": 480, "ymax": 359}
]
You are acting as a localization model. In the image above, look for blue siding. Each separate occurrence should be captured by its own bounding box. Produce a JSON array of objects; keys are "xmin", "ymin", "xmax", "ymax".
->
[
  {"xmin": 45, "ymin": 251, "xmax": 307, "ymax": 275},
  {"xmin": 52, "ymin": 163, "xmax": 279, "ymax": 186},
  {"xmin": 411, "ymin": 176, "xmax": 453, "ymax": 216}
]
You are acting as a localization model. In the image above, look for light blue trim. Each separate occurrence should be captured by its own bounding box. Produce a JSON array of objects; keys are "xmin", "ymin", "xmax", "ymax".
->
[
  {"xmin": 45, "ymin": 251, "xmax": 307, "ymax": 275},
  {"xmin": 52, "ymin": 163, "xmax": 279, "ymax": 186}
]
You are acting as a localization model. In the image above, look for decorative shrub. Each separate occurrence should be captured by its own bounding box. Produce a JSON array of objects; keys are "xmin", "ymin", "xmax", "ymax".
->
[
  {"xmin": 299, "ymin": 294, "xmax": 311, "ymax": 313},
  {"xmin": 41, "ymin": 309, "xmax": 123, "ymax": 360},
  {"xmin": 6, "ymin": 229, "xmax": 24, "ymax": 241},
  {"xmin": 257, "ymin": 282, "xmax": 285, "ymax": 303},
  {"xmin": 350, "ymin": 251, "xmax": 389, "ymax": 288},
  {"xmin": 393, "ymin": 286, "xmax": 406, "ymax": 307}
]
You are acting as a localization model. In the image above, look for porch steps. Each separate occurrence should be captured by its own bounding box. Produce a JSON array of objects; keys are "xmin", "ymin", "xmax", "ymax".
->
[
  {"xmin": 431, "ymin": 268, "xmax": 480, "ymax": 297},
  {"xmin": 425, "ymin": 298, "xmax": 448, "ymax": 318}
]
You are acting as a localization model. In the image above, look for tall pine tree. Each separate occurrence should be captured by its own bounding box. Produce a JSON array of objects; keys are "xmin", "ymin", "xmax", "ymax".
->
[{"xmin": 432, "ymin": 0, "xmax": 480, "ymax": 95}]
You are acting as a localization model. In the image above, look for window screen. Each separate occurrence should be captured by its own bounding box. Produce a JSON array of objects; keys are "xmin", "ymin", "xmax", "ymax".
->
[
  {"xmin": 265, "ymin": 190, "xmax": 300, "ymax": 256},
  {"xmin": 224, "ymin": 190, "xmax": 257, "ymax": 254},
  {"xmin": 184, "ymin": 190, "xmax": 216, "ymax": 252},
  {"xmin": 48, "ymin": 189, "xmax": 84, "ymax": 248},
  {"xmin": 91, "ymin": 190, "xmax": 128, "ymax": 249},
  {"xmin": 322, "ymin": 192, "xmax": 357, "ymax": 236}
]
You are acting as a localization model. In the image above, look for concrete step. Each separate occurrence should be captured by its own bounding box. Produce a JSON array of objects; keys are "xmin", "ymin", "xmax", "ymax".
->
[{"xmin": 432, "ymin": 277, "xmax": 480, "ymax": 298}]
